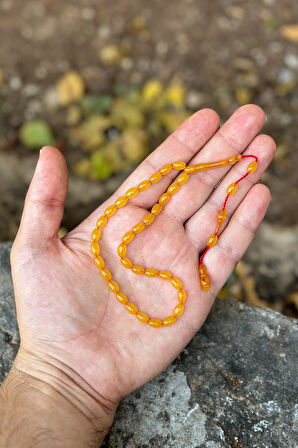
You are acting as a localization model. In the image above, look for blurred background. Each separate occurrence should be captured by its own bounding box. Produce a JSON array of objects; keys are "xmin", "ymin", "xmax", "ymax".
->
[{"xmin": 0, "ymin": 0, "xmax": 297, "ymax": 316}]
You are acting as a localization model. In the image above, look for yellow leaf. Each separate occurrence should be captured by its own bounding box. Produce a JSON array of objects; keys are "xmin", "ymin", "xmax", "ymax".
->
[
  {"xmin": 280, "ymin": 24, "xmax": 298, "ymax": 42},
  {"xmin": 165, "ymin": 85, "xmax": 185, "ymax": 107},
  {"xmin": 235, "ymin": 87, "xmax": 253, "ymax": 105},
  {"xmin": 57, "ymin": 71, "xmax": 85, "ymax": 106},
  {"xmin": 100, "ymin": 45, "xmax": 124, "ymax": 65},
  {"xmin": 142, "ymin": 80, "xmax": 163, "ymax": 102}
]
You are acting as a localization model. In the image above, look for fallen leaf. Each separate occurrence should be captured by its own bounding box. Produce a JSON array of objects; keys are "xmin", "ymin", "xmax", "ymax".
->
[
  {"xmin": 20, "ymin": 120, "xmax": 55, "ymax": 149},
  {"xmin": 235, "ymin": 87, "xmax": 253, "ymax": 105},
  {"xmin": 99, "ymin": 45, "xmax": 125, "ymax": 65},
  {"xmin": 121, "ymin": 129, "xmax": 148, "ymax": 163},
  {"xmin": 165, "ymin": 84, "xmax": 185, "ymax": 107},
  {"xmin": 57, "ymin": 71, "xmax": 85, "ymax": 106},
  {"xmin": 280, "ymin": 24, "xmax": 298, "ymax": 42},
  {"xmin": 81, "ymin": 94, "xmax": 113, "ymax": 115},
  {"xmin": 142, "ymin": 79, "xmax": 163, "ymax": 103},
  {"xmin": 90, "ymin": 151, "xmax": 113, "ymax": 179}
]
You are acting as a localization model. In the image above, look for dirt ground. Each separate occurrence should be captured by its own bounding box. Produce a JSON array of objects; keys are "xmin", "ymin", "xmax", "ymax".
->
[{"xmin": 0, "ymin": 0, "xmax": 297, "ymax": 316}]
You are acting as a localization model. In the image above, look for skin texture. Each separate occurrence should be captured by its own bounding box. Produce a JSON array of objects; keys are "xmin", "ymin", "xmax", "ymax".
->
[{"xmin": 0, "ymin": 105, "xmax": 276, "ymax": 447}]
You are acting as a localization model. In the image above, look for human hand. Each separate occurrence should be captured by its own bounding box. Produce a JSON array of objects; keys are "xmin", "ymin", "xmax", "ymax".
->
[{"xmin": 8, "ymin": 105, "xmax": 275, "ymax": 444}]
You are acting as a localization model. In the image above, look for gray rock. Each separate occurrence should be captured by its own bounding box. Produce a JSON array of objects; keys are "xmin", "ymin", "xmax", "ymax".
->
[{"xmin": 0, "ymin": 243, "xmax": 297, "ymax": 448}]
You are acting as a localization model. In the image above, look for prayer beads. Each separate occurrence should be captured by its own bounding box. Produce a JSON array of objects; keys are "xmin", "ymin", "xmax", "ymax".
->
[{"xmin": 91, "ymin": 153, "xmax": 258, "ymax": 327}]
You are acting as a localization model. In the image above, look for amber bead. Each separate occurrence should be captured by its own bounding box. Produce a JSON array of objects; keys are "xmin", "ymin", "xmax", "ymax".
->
[
  {"xmin": 108, "ymin": 280, "xmax": 120, "ymax": 293},
  {"xmin": 126, "ymin": 302, "xmax": 138, "ymax": 314},
  {"xmin": 133, "ymin": 222, "xmax": 145, "ymax": 234},
  {"xmin": 136, "ymin": 312, "xmax": 149, "ymax": 323},
  {"xmin": 115, "ymin": 196, "xmax": 128, "ymax": 208},
  {"xmin": 163, "ymin": 315, "xmax": 176, "ymax": 326},
  {"xmin": 159, "ymin": 193, "xmax": 171, "ymax": 205},
  {"xmin": 145, "ymin": 268, "xmax": 159, "ymax": 277},
  {"xmin": 228, "ymin": 154, "xmax": 242, "ymax": 165},
  {"xmin": 173, "ymin": 161, "xmax": 186, "ymax": 170},
  {"xmin": 177, "ymin": 172, "xmax": 189, "ymax": 185},
  {"xmin": 199, "ymin": 264, "xmax": 210, "ymax": 291},
  {"xmin": 116, "ymin": 292, "xmax": 128, "ymax": 305},
  {"xmin": 178, "ymin": 289, "xmax": 187, "ymax": 304},
  {"xmin": 94, "ymin": 256, "xmax": 104, "ymax": 270},
  {"xmin": 173, "ymin": 304, "xmax": 184, "ymax": 318},
  {"xmin": 148, "ymin": 318, "xmax": 163, "ymax": 328},
  {"xmin": 122, "ymin": 231, "xmax": 135, "ymax": 244},
  {"xmin": 184, "ymin": 165, "xmax": 198, "ymax": 174},
  {"xmin": 167, "ymin": 183, "xmax": 180, "ymax": 195},
  {"xmin": 217, "ymin": 208, "xmax": 226, "ymax": 224},
  {"xmin": 125, "ymin": 187, "xmax": 139, "ymax": 199},
  {"xmin": 171, "ymin": 277, "xmax": 183, "ymax": 290},
  {"xmin": 151, "ymin": 203, "xmax": 163, "ymax": 215},
  {"xmin": 247, "ymin": 161, "xmax": 258, "ymax": 173},
  {"xmin": 150, "ymin": 172, "xmax": 162, "ymax": 184},
  {"xmin": 91, "ymin": 242, "xmax": 100, "ymax": 256},
  {"xmin": 160, "ymin": 164, "xmax": 172, "ymax": 175},
  {"xmin": 138, "ymin": 180, "xmax": 151, "ymax": 191},
  {"xmin": 101, "ymin": 268, "xmax": 112, "ymax": 281},
  {"xmin": 226, "ymin": 182, "xmax": 238, "ymax": 195},
  {"xmin": 121, "ymin": 257, "xmax": 133, "ymax": 269},
  {"xmin": 91, "ymin": 228, "xmax": 101, "ymax": 242},
  {"xmin": 207, "ymin": 233, "xmax": 218, "ymax": 248},
  {"xmin": 143, "ymin": 213, "xmax": 155, "ymax": 226},
  {"xmin": 159, "ymin": 271, "xmax": 172, "ymax": 280},
  {"xmin": 96, "ymin": 215, "xmax": 107, "ymax": 229},
  {"xmin": 131, "ymin": 265, "xmax": 145, "ymax": 275},
  {"xmin": 117, "ymin": 243, "xmax": 127, "ymax": 258},
  {"xmin": 105, "ymin": 205, "xmax": 117, "ymax": 217}
]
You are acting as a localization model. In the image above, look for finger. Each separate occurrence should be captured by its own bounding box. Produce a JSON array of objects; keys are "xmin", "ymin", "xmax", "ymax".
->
[
  {"xmin": 185, "ymin": 134, "xmax": 276, "ymax": 248},
  {"xmin": 162, "ymin": 104, "xmax": 266, "ymax": 223},
  {"xmin": 16, "ymin": 146, "xmax": 68, "ymax": 245}
]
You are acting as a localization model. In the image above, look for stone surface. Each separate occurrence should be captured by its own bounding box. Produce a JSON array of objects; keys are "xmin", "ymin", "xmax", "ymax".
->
[{"xmin": 0, "ymin": 243, "xmax": 297, "ymax": 448}]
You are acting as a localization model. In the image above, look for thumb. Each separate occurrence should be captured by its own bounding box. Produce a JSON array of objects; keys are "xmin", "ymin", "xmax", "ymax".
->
[{"xmin": 17, "ymin": 146, "xmax": 68, "ymax": 244}]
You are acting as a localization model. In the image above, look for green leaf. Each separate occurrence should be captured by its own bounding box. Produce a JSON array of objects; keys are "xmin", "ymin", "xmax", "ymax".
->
[
  {"xmin": 20, "ymin": 120, "xmax": 55, "ymax": 150},
  {"xmin": 90, "ymin": 151, "xmax": 113, "ymax": 180},
  {"xmin": 80, "ymin": 95, "xmax": 113, "ymax": 115}
]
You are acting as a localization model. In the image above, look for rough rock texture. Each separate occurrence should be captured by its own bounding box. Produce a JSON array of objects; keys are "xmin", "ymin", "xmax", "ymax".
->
[{"xmin": 0, "ymin": 242, "xmax": 297, "ymax": 448}]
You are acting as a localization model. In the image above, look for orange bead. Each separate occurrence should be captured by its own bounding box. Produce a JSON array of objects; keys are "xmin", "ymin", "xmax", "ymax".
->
[
  {"xmin": 94, "ymin": 256, "xmax": 104, "ymax": 270},
  {"xmin": 122, "ymin": 231, "xmax": 135, "ymax": 244},
  {"xmin": 173, "ymin": 303, "xmax": 184, "ymax": 318},
  {"xmin": 184, "ymin": 165, "xmax": 198, "ymax": 174},
  {"xmin": 104, "ymin": 205, "xmax": 117, "ymax": 217},
  {"xmin": 136, "ymin": 312, "xmax": 149, "ymax": 323},
  {"xmin": 167, "ymin": 183, "xmax": 180, "ymax": 195},
  {"xmin": 150, "ymin": 172, "xmax": 162, "ymax": 184},
  {"xmin": 177, "ymin": 172, "xmax": 189, "ymax": 185},
  {"xmin": 108, "ymin": 280, "xmax": 120, "ymax": 293},
  {"xmin": 226, "ymin": 182, "xmax": 238, "ymax": 195},
  {"xmin": 117, "ymin": 243, "xmax": 127, "ymax": 258},
  {"xmin": 178, "ymin": 289, "xmax": 187, "ymax": 304},
  {"xmin": 131, "ymin": 265, "xmax": 145, "ymax": 275},
  {"xmin": 121, "ymin": 257, "xmax": 133, "ymax": 269},
  {"xmin": 133, "ymin": 222, "xmax": 145, "ymax": 234},
  {"xmin": 199, "ymin": 264, "xmax": 210, "ymax": 291},
  {"xmin": 217, "ymin": 209, "xmax": 226, "ymax": 224},
  {"xmin": 148, "ymin": 318, "xmax": 163, "ymax": 328},
  {"xmin": 116, "ymin": 292, "xmax": 128, "ymax": 305},
  {"xmin": 145, "ymin": 268, "xmax": 159, "ymax": 277},
  {"xmin": 91, "ymin": 228, "xmax": 101, "ymax": 242},
  {"xmin": 247, "ymin": 161, "xmax": 258, "ymax": 174},
  {"xmin": 173, "ymin": 161, "xmax": 186, "ymax": 170},
  {"xmin": 228, "ymin": 154, "xmax": 242, "ymax": 165},
  {"xmin": 101, "ymin": 268, "xmax": 112, "ymax": 282},
  {"xmin": 159, "ymin": 193, "xmax": 171, "ymax": 205},
  {"xmin": 125, "ymin": 187, "xmax": 139, "ymax": 199},
  {"xmin": 143, "ymin": 213, "xmax": 155, "ymax": 226},
  {"xmin": 160, "ymin": 164, "xmax": 172, "ymax": 175},
  {"xmin": 207, "ymin": 233, "xmax": 218, "ymax": 248},
  {"xmin": 91, "ymin": 242, "xmax": 100, "ymax": 256},
  {"xmin": 138, "ymin": 180, "xmax": 151, "ymax": 191},
  {"xmin": 159, "ymin": 271, "xmax": 172, "ymax": 280},
  {"xmin": 96, "ymin": 215, "xmax": 107, "ymax": 229},
  {"xmin": 115, "ymin": 196, "xmax": 128, "ymax": 208},
  {"xmin": 151, "ymin": 203, "xmax": 163, "ymax": 215},
  {"xmin": 126, "ymin": 302, "xmax": 138, "ymax": 314},
  {"xmin": 171, "ymin": 277, "xmax": 183, "ymax": 290},
  {"xmin": 163, "ymin": 315, "xmax": 176, "ymax": 326}
]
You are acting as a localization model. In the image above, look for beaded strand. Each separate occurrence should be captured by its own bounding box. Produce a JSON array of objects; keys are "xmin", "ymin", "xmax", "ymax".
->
[{"xmin": 91, "ymin": 153, "xmax": 258, "ymax": 328}]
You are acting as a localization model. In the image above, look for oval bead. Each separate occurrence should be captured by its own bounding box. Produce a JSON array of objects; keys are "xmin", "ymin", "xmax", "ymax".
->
[
  {"xmin": 133, "ymin": 222, "xmax": 145, "ymax": 234},
  {"xmin": 117, "ymin": 243, "xmax": 127, "ymax": 258},
  {"xmin": 126, "ymin": 302, "xmax": 138, "ymax": 314},
  {"xmin": 159, "ymin": 271, "xmax": 172, "ymax": 280},
  {"xmin": 217, "ymin": 209, "xmax": 226, "ymax": 224},
  {"xmin": 101, "ymin": 268, "xmax": 112, "ymax": 281},
  {"xmin": 145, "ymin": 268, "xmax": 159, "ymax": 277},
  {"xmin": 226, "ymin": 182, "xmax": 238, "ymax": 195},
  {"xmin": 136, "ymin": 312, "xmax": 149, "ymax": 323},
  {"xmin": 171, "ymin": 277, "xmax": 183, "ymax": 290},
  {"xmin": 108, "ymin": 280, "xmax": 120, "ymax": 293},
  {"xmin": 159, "ymin": 193, "xmax": 171, "ymax": 205},
  {"xmin": 125, "ymin": 187, "xmax": 139, "ymax": 199},
  {"xmin": 151, "ymin": 203, "xmax": 163, "ymax": 215},
  {"xmin": 91, "ymin": 242, "xmax": 100, "ymax": 256},
  {"xmin": 94, "ymin": 256, "xmax": 104, "ymax": 270},
  {"xmin": 149, "ymin": 172, "xmax": 162, "ymax": 184},
  {"xmin": 122, "ymin": 231, "xmax": 135, "ymax": 244},
  {"xmin": 228, "ymin": 154, "xmax": 242, "ymax": 165},
  {"xmin": 91, "ymin": 228, "xmax": 101, "ymax": 242},
  {"xmin": 131, "ymin": 265, "xmax": 145, "ymax": 275},
  {"xmin": 207, "ymin": 233, "xmax": 218, "ymax": 248},
  {"xmin": 173, "ymin": 161, "xmax": 186, "ymax": 170},
  {"xmin": 96, "ymin": 215, "xmax": 107, "ymax": 229},
  {"xmin": 247, "ymin": 161, "xmax": 258, "ymax": 174},
  {"xmin": 115, "ymin": 196, "xmax": 128, "ymax": 208},
  {"xmin": 104, "ymin": 205, "xmax": 117, "ymax": 217},
  {"xmin": 121, "ymin": 257, "xmax": 133, "ymax": 269},
  {"xmin": 177, "ymin": 172, "xmax": 189, "ymax": 185},
  {"xmin": 184, "ymin": 165, "xmax": 197, "ymax": 174},
  {"xmin": 178, "ymin": 289, "xmax": 187, "ymax": 304},
  {"xmin": 163, "ymin": 315, "xmax": 176, "ymax": 326},
  {"xmin": 148, "ymin": 318, "xmax": 163, "ymax": 328},
  {"xmin": 143, "ymin": 213, "xmax": 155, "ymax": 226},
  {"xmin": 199, "ymin": 264, "xmax": 210, "ymax": 291},
  {"xmin": 116, "ymin": 292, "xmax": 128, "ymax": 305},
  {"xmin": 138, "ymin": 180, "xmax": 151, "ymax": 191},
  {"xmin": 167, "ymin": 183, "xmax": 180, "ymax": 195},
  {"xmin": 160, "ymin": 164, "xmax": 172, "ymax": 175},
  {"xmin": 173, "ymin": 303, "xmax": 184, "ymax": 318}
]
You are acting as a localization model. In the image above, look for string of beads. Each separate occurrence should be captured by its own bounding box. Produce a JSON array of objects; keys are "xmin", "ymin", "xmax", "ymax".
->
[{"xmin": 91, "ymin": 153, "xmax": 258, "ymax": 328}]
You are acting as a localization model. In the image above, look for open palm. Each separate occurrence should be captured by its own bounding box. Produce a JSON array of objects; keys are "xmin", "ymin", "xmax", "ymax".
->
[{"xmin": 11, "ymin": 106, "xmax": 275, "ymax": 411}]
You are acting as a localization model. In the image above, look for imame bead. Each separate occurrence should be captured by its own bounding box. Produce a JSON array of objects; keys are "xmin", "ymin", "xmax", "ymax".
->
[
  {"xmin": 149, "ymin": 172, "xmax": 162, "ymax": 184},
  {"xmin": 138, "ymin": 180, "xmax": 151, "ymax": 191},
  {"xmin": 96, "ymin": 215, "xmax": 107, "ymax": 229},
  {"xmin": 178, "ymin": 289, "xmax": 187, "ymax": 304},
  {"xmin": 145, "ymin": 268, "xmax": 159, "ymax": 277},
  {"xmin": 91, "ymin": 242, "xmax": 100, "ymax": 256},
  {"xmin": 160, "ymin": 164, "xmax": 172, "ymax": 175},
  {"xmin": 163, "ymin": 315, "xmax": 176, "ymax": 326},
  {"xmin": 199, "ymin": 264, "xmax": 210, "ymax": 291},
  {"xmin": 94, "ymin": 256, "xmax": 104, "ymax": 270},
  {"xmin": 125, "ymin": 187, "xmax": 139, "ymax": 199},
  {"xmin": 173, "ymin": 303, "xmax": 184, "ymax": 318},
  {"xmin": 171, "ymin": 277, "xmax": 183, "ymax": 290},
  {"xmin": 131, "ymin": 265, "xmax": 145, "ymax": 275},
  {"xmin": 116, "ymin": 292, "xmax": 128, "ymax": 305},
  {"xmin": 173, "ymin": 161, "xmax": 186, "ymax": 170},
  {"xmin": 159, "ymin": 271, "xmax": 172, "ymax": 280},
  {"xmin": 247, "ymin": 161, "xmax": 258, "ymax": 174},
  {"xmin": 126, "ymin": 302, "xmax": 138, "ymax": 314},
  {"xmin": 167, "ymin": 183, "xmax": 180, "ymax": 195},
  {"xmin": 184, "ymin": 165, "xmax": 197, "ymax": 174},
  {"xmin": 143, "ymin": 213, "xmax": 155, "ymax": 226},
  {"xmin": 226, "ymin": 182, "xmax": 238, "ymax": 195},
  {"xmin": 136, "ymin": 312, "xmax": 149, "ymax": 323},
  {"xmin": 122, "ymin": 231, "xmax": 134, "ymax": 244},
  {"xmin": 148, "ymin": 318, "xmax": 163, "ymax": 328},
  {"xmin": 159, "ymin": 193, "xmax": 171, "ymax": 205},
  {"xmin": 115, "ymin": 196, "xmax": 128, "ymax": 208},
  {"xmin": 151, "ymin": 203, "xmax": 163, "ymax": 215},
  {"xmin": 91, "ymin": 229, "xmax": 101, "ymax": 242},
  {"xmin": 228, "ymin": 154, "xmax": 242, "ymax": 164},
  {"xmin": 207, "ymin": 233, "xmax": 218, "ymax": 248},
  {"xmin": 177, "ymin": 172, "xmax": 189, "ymax": 185},
  {"xmin": 121, "ymin": 257, "xmax": 133, "ymax": 269},
  {"xmin": 217, "ymin": 209, "xmax": 226, "ymax": 224},
  {"xmin": 117, "ymin": 243, "xmax": 127, "ymax": 258},
  {"xmin": 101, "ymin": 268, "xmax": 112, "ymax": 282},
  {"xmin": 108, "ymin": 280, "xmax": 120, "ymax": 293},
  {"xmin": 104, "ymin": 205, "xmax": 117, "ymax": 217},
  {"xmin": 133, "ymin": 222, "xmax": 145, "ymax": 234}
]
